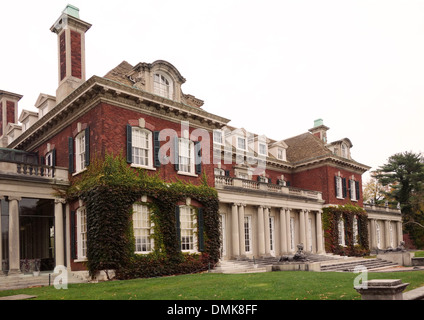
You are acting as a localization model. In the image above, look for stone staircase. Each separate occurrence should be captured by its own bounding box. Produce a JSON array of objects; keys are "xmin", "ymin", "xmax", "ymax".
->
[
  {"xmin": 0, "ymin": 271, "xmax": 88, "ymax": 291},
  {"xmin": 320, "ymin": 258, "xmax": 399, "ymax": 272},
  {"xmin": 210, "ymin": 260, "xmax": 271, "ymax": 274}
]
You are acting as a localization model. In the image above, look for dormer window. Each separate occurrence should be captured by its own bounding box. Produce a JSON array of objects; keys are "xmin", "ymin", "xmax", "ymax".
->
[
  {"xmin": 258, "ymin": 143, "xmax": 267, "ymax": 156},
  {"xmin": 341, "ymin": 143, "xmax": 348, "ymax": 158},
  {"xmin": 154, "ymin": 73, "xmax": 173, "ymax": 99},
  {"xmin": 237, "ymin": 137, "xmax": 246, "ymax": 151},
  {"xmin": 277, "ymin": 148, "xmax": 286, "ymax": 161}
]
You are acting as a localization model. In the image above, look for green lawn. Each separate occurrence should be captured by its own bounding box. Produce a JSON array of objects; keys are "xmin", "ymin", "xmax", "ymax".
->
[{"xmin": 1, "ymin": 270, "xmax": 423, "ymax": 300}]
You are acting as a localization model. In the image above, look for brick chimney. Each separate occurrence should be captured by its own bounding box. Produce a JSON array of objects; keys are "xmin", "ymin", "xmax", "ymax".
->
[
  {"xmin": 0, "ymin": 90, "xmax": 22, "ymax": 147},
  {"xmin": 308, "ymin": 119, "xmax": 329, "ymax": 143},
  {"xmin": 50, "ymin": 5, "xmax": 91, "ymax": 103}
]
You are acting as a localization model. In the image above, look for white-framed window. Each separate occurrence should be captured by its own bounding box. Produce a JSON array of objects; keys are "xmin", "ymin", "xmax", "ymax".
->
[
  {"xmin": 178, "ymin": 138, "xmax": 195, "ymax": 174},
  {"xmin": 132, "ymin": 127, "xmax": 153, "ymax": 168},
  {"xmin": 258, "ymin": 143, "xmax": 267, "ymax": 156},
  {"xmin": 341, "ymin": 143, "xmax": 348, "ymax": 158},
  {"xmin": 75, "ymin": 131, "xmax": 86, "ymax": 173},
  {"xmin": 335, "ymin": 176, "xmax": 343, "ymax": 199},
  {"xmin": 76, "ymin": 207, "xmax": 87, "ymax": 260},
  {"xmin": 133, "ymin": 204, "xmax": 154, "ymax": 253},
  {"xmin": 269, "ymin": 216, "xmax": 275, "ymax": 255},
  {"xmin": 237, "ymin": 136, "xmax": 247, "ymax": 151},
  {"xmin": 213, "ymin": 130, "xmax": 223, "ymax": 145},
  {"xmin": 338, "ymin": 216, "xmax": 345, "ymax": 246},
  {"xmin": 154, "ymin": 73, "xmax": 173, "ymax": 99},
  {"xmin": 180, "ymin": 206, "xmax": 197, "ymax": 252},
  {"xmin": 244, "ymin": 216, "xmax": 252, "ymax": 253},
  {"xmin": 277, "ymin": 148, "xmax": 286, "ymax": 161},
  {"xmin": 350, "ymin": 179, "xmax": 356, "ymax": 201}
]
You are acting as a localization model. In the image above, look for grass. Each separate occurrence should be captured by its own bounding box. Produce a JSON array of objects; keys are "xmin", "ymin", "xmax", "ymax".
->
[
  {"xmin": 414, "ymin": 250, "xmax": 424, "ymax": 257},
  {"xmin": 0, "ymin": 270, "xmax": 423, "ymax": 300}
]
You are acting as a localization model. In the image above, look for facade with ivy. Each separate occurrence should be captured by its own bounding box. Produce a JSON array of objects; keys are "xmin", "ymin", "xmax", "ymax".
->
[{"xmin": 0, "ymin": 6, "xmax": 403, "ymax": 278}]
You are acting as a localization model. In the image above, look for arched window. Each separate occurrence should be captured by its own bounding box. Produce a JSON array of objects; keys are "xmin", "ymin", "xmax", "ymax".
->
[{"xmin": 154, "ymin": 73, "xmax": 173, "ymax": 99}]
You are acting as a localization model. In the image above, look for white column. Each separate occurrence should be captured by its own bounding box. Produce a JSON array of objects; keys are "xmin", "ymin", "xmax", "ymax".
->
[
  {"xmin": 370, "ymin": 219, "xmax": 377, "ymax": 250},
  {"xmin": 316, "ymin": 210, "xmax": 324, "ymax": 254},
  {"xmin": 55, "ymin": 198, "xmax": 66, "ymax": 267},
  {"xmin": 231, "ymin": 203, "xmax": 240, "ymax": 257},
  {"xmin": 286, "ymin": 208, "xmax": 292, "ymax": 252},
  {"xmin": 384, "ymin": 220, "xmax": 390, "ymax": 249},
  {"xmin": 397, "ymin": 221, "xmax": 403, "ymax": 246},
  {"xmin": 299, "ymin": 209, "xmax": 306, "ymax": 248},
  {"xmin": 257, "ymin": 206, "xmax": 265, "ymax": 256},
  {"xmin": 8, "ymin": 196, "xmax": 21, "ymax": 274},
  {"xmin": 238, "ymin": 204, "xmax": 246, "ymax": 257},
  {"xmin": 279, "ymin": 208, "xmax": 287, "ymax": 254},
  {"xmin": 304, "ymin": 210, "xmax": 310, "ymax": 252},
  {"xmin": 65, "ymin": 203, "xmax": 72, "ymax": 271},
  {"xmin": 264, "ymin": 207, "xmax": 271, "ymax": 256}
]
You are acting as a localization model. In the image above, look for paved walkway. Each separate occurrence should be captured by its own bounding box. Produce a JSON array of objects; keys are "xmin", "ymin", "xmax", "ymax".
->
[{"xmin": 0, "ymin": 294, "xmax": 36, "ymax": 300}]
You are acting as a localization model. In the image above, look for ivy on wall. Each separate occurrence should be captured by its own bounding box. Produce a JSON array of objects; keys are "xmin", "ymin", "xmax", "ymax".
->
[
  {"xmin": 322, "ymin": 204, "xmax": 370, "ymax": 257},
  {"xmin": 66, "ymin": 154, "xmax": 220, "ymax": 279}
]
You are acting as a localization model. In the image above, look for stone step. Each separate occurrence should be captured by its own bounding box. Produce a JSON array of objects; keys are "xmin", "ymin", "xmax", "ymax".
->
[
  {"xmin": 212, "ymin": 260, "xmax": 270, "ymax": 274},
  {"xmin": 320, "ymin": 258, "xmax": 398, "ymax": 272}
]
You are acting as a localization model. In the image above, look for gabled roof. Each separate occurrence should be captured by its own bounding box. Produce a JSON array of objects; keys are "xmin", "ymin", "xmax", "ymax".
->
[{"xmin": 103, "ymin": 61, "xmax": 134, "ymax": 86}]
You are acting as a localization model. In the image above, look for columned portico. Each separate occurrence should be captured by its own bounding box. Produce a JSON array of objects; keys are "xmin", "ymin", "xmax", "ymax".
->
[{"xmin": 55, "ymin": 198, "xmax": 66, "ymax": 267}]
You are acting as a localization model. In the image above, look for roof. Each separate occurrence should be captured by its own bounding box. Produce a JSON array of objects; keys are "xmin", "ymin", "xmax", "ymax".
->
[
  {"xmin": 103, "ymin": 61, "xmax": 134, "ymax": 86},
  {"xmin": 284, "ymin": 132, "xmax": 332, "ymax": 163}
]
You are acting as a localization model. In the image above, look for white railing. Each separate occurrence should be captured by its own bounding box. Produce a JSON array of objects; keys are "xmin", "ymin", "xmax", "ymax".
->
[{"xmin": 214, "ymin": 175, "xmax": 322, "ymax": 200}]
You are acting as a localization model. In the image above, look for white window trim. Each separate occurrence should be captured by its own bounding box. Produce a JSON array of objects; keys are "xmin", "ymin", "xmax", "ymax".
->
[
  {"xmin": 277, "ymin": 148, "xmax": 286, "ymax": 161},
  {"xmin": 133, "ymin": 204, "xmax": 154, "ymax": 254},
  {"xmin": 213, "ymin": 129, "xmax": 224, "ymax": 145},
  {"xmin": 336, "ymin": 176, "xmax": 344, "ymax": 199},
  {"xmin": 153, "ymin": 72, "xmax": 173, "ymax": 100},
  {"xmin": 75, "ymin": 130, "xmax": 86, "ymax": 174},
  {"xmin": 131, "ymin": 127, "xmax": 156, "ymax": 171},
  {"xmin": 258, "ymin": 142, "xmax": 267, "ymax": 156},
  {"xmin": 76, "ymin": 207, "xmax": 87, "ymax": 261},
  {"xmin": 236, "ymin": 136, "xmax": 247, "ymax": 151},
  {"xmin": 244, "ymin": 216, "xmax": 252, "ymax": 254},
  {"xmin": 177, "ymin": 138, "xmax": 197, "ymax": 176},
  {"xmin": 350, "ymin": 179, "xmax": 358, "ymax": 202},
  {"xmin": 179, "ymin": 206, "xmax": 198, "ymax": 253}
]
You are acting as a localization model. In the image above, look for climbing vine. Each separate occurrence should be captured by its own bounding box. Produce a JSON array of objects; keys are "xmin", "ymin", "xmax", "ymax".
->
[
  {"xmin": 66, "ymin": 154, "xmax": 220, "ymax": 279},
  {"xmin": 322, "ymin": 204, "xmax": 369, "ymax": 257}
]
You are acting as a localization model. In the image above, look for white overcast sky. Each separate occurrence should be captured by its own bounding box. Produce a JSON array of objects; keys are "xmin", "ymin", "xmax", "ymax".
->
[{"xmin": 1, "ymin": 0, "xmax": 423, "ymax": 181}]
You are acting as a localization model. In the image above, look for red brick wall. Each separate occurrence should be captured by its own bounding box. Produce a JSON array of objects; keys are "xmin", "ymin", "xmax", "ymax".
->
[
  {"xmin": 292, "ymin": 165, "xmax": 363, "ymax": 206},
  {"xmin": 32, "ymin": 101, "xmax": 215, "ymax": 187},
  {"xmin": 6, "ymin": 101, "xmax": 15, "ymax": 126},
  {"xmin": 60, "ymin": 32, "xmax": 66, "ymax": 81},
  {"xmin": 71, "ymin": 31, "xmax": 82, "ymax": 79}
]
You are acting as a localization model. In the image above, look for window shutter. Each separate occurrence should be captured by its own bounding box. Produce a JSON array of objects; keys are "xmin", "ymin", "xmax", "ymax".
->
[
  {"xmin": 70, "ymin": 211, "xmax": 77, "ymax": 260},
  {"xmin": 342, "ymin": 177, "xmax": 347, "ymax": 198},
  {"xmin": 153, "ymin": 131, "xmax": 161, "ymax": 168},
  {"xmin": 85, "ymin": 127, "xmax": 90, "ymax": 167},
  {"xmin": 126, "ymin": 124, "xmax": 132, "ymax": 164},
  {"xmin": 194, "ymin": 141, "xmax": 202, "ymax": 175},
  {"xmin": 268, "ymin": 178, "xmax": 272, "ymax": 184},
  {"xmin": 225, "ymin": 170, "xmax": 230, "ymax": 177},
  {"xmin": 198, "ymin": 208, "xmax": 204, "ymax": 252},
  {"xmin": 355, "ymin": 181, "xmax": 360, "ymax": 200},
  {"xmin": 68, "ymin": 137, "xmax": 74, "ymax": 173},
  {"xmin": 175, "ymin": 206, "xmax": 181, "ymax": 250},
  {"xmin": 348, "ymin": 179, "xmax": 352, "ymax": 199},
  {"xmin": 174, "ymin": 136, "xmax": 180, "ymax": 171},
  {"xmin": 52, "ymin": 149, "xmax": 57, "ymax": 167},
  {"xmin": 334, "ymin": 176, "xmax": 338, "ymax": 197},
  {"xmin": 286, "ymin": 181, "xmax": 291, "ymax": 187}
]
